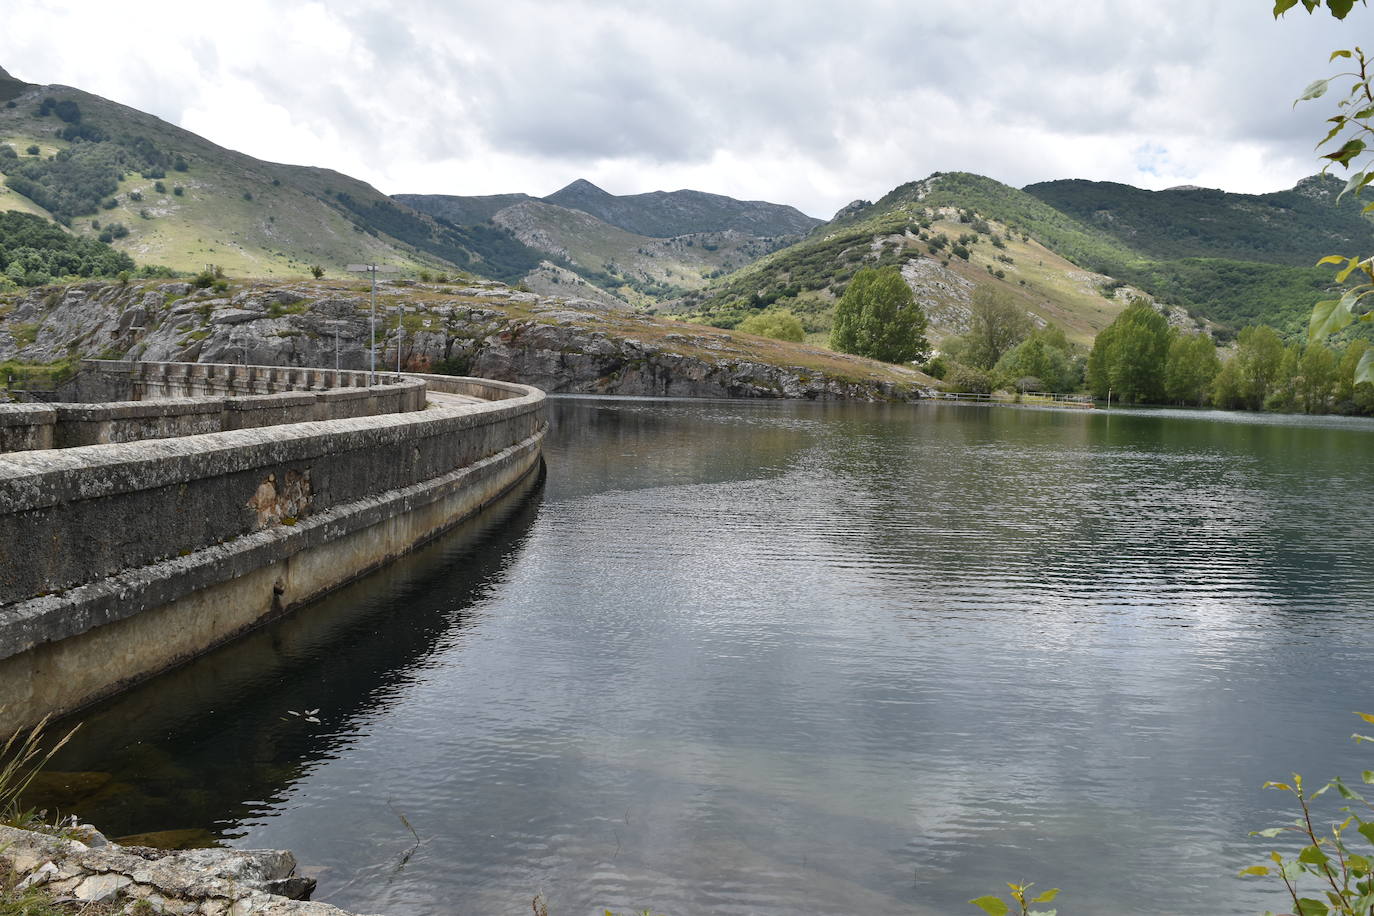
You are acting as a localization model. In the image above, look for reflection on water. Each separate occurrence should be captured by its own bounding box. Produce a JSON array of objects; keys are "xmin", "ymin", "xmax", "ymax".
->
[{"xmin": 44, "ymin": 400, "xmax": 1374, "ymax": 916}]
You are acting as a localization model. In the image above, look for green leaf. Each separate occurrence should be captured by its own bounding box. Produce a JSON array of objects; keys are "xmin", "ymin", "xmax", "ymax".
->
[
  {"xmin": 1299, "ymin": 78, "xmax": 1334, "ymax": 102},
  {"xmin": 1357, "ymin": 350, "xmax": 1374, "ymax": 385},
  {"xmin": 1324, "ymin": 138, "xmax": 1368, "ymax": 165},
  {"xmin": 1332, "ymin": 49, "xmax": 1355, "ymax": 60},
  {"xmin": 1308, "ymin": 285, "xmax": 1371, "ymax": 340},
  {"xmin": 1299, "ymin": 844, "xmax": 1331, "ymax": 866},
  {"xmin": 1338, "ymin": 171, "xmax": 1374, "ymax": 201},
  {"xmin": 1356, "ymin": 712, "xmax": 1374, "ymax": 724},
  {"xmin": 1032, "ymin": 889, "xmax": 1060, "ymax": 903},
  {"xmin": 1329, "ymin": 0, "xmax": 1357, "ymax": 16},
  {"xmin": 1334, "ymin": 777, "xmax": 1364, "ymax": 800},
  {"xmin": 1358, "ymin": 822, "xmax": 1374, "ymax": 845},
  {"xmin": 1239, "ymin": 865, "xmax": 1272, "ymax": 876},
  {"xmin": 969, "ymin": 896, "xmax": 1009, "ymax": 916},
  {"xmin": 1362, "ymin": 770, "xmax": 1374, "ymax": 784},
  {"xmin": 1275, "ymin": 0, "xmax": 1302, "ymax": 15},
  {"xmin": 1264, "ymin": 781, "xmax": 1295, "ymax": 792},
  {"xmin": 1316, "ymin": 254, "xmax": 1349, "ymax": 266},
  {"xmin": 1335, "ymin": 256, "xmax": 1369, "ymax": 283},
  {"xmin": 1295, "ymin": 897, "xmax": 1330, "ymax": 916}
]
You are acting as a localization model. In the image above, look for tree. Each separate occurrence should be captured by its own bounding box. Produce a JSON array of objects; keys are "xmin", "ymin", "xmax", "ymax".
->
[
  {"xmin": 961, "ymin": 287, "xmax": 1031, "ymax": 369},
  {"xmin": 1211, "ymin": 324, "xmax": 1286, "ymax": 410},
  {"xmin": 310, "ymin": 265, "xmax": 325, "ymax": 279},
  {"xmin": 1164, "ymin": 331, "xmax": 1221, "ymax": 406},
  {"xmin": 994, "ymin": 327, "xmax": 1078, "ymax": 392},
  {"xmin": 1296, "ymin": 342, "xmax": 1338, "ymax": 412},
  {"xmin": 1086, "ymin": 299, "xmax": 1169, "ymax": 402},
  {"xmin": 829, "ymin": 266, "xmax": 929, "ymax": 363},
  {"xmin": 737, "ymin": 310, "xmax": 805, "ymax": 342}
]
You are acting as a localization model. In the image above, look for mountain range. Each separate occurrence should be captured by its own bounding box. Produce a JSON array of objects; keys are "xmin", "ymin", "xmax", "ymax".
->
[{"xmin": 3, "ymin": 63, "xmax": 1371, "ymax": 346}]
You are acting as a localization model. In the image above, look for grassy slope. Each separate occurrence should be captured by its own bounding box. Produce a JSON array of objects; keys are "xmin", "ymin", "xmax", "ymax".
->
[
  {"xmin": 0, "ymin": 82, "xmax": 492, "ymax": 279},
  {"xmin": 681, "ymin": 172, "xmax": 1132, "ymax": 344},
  {"xmin": 687, "ymin": 170, "xmax": 1355, "ymax": 340}
]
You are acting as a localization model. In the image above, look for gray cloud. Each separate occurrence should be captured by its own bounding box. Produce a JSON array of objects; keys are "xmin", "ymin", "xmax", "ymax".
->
[{"xmin": 1, "ymin": 0, "xmax": 1371, "ymax": 216}]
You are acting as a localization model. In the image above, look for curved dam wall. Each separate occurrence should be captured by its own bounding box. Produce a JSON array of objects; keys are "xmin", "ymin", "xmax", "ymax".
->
[{"xmin": 0, "ymin": 361, "xmax": 546, "ymax": 734}]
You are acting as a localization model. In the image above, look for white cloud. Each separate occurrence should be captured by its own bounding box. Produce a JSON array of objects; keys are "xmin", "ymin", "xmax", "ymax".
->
[{"xmin": 2, "ymin": 0, "xmax": 1370, "ymax": 217}]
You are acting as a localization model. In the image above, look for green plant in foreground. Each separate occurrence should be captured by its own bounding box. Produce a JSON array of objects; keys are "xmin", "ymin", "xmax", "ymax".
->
[
  {"xmin": 0, "ymin": 715, "xmax": 79, "ymax": 827},
  {"xmin": 970, "ymin": 882, "xmax": 1060, "ymax": 916},
  {"xmin": 1241, "ymin": 712, "xmax": 1374, "ymax": 916}
]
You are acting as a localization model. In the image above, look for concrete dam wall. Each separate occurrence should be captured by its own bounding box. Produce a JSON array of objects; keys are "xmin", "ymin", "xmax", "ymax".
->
[{"xmin": 0, "ymin": 361, "xmax": 546, "ymax": 734}]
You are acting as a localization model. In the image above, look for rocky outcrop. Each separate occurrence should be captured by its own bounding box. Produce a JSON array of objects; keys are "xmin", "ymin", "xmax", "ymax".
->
[
  {"xmin": 0, "ymin": 279, "xmax": 933, "ymax": 402},
  {"xmin": 0, "ymin": 823, "xmax": 369, "ymax": 915}
]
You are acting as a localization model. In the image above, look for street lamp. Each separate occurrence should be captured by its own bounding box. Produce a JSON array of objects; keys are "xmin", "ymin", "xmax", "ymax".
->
[{"xmin": 345, "ymin": 263, "xmax": 399, "ymax": 383}]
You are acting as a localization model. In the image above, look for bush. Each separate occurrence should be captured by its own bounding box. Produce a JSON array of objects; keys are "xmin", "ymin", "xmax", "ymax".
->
[
  {"xmin": 737, "ymin": 310, "xmax": 805, "ymax": 342},
  {"xmin": 943, "ymin": 364, "xmax": 993, "ymax": 393},
  {"xmin": 24, "ymin": 145, "xmax": 38, "ymax": 156},
  {"xmin": 173, "ymin": 155, "xmax": 188, "ymax": 171},
  {"xmin": 154, "ymin": 181, "xmax": 165, "ymax": 193},
  {"xmin": 172, "ymin": 186, "xmax": 183, "ymax": 196},
  {"xmin": 0, "ymin": 146, "xmax": 14, "ymax": 160},
  {"xmin": 310, "ymin": 265, "xmax": 325, "ymax": 279}
]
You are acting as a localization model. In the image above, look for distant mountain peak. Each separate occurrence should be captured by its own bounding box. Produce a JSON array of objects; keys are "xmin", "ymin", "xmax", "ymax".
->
[
  {"xmin": 552, "ymin": 178, "xmax": 611, "ymax": 197},
  {"xmin": 544, "ymin": 179, "xmax": 821, "ymax": 238}
]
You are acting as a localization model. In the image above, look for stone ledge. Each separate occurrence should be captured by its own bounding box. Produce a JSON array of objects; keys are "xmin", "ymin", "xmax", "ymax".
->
[{"xmin": 0, "ymin": 823, "xmax": 374, "ymax": 915}]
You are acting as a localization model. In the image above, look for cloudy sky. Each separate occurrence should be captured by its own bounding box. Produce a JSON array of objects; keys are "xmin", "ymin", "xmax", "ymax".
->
[{"xmin": 2, "ymin": 0, "xmax": 1369, "ymax": 218}]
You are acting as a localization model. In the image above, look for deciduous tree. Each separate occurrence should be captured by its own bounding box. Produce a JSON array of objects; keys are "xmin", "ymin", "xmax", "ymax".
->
[{"xmin": 829, "ymin": 266, "xmax": 929, "ymax": 364}]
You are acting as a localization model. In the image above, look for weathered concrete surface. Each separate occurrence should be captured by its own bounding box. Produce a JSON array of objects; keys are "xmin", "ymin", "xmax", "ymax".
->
[
  {"xmin": 0, "ymin": 823, "xmax": 373, "ymax": 915},
  {"xmin": 0, "ymin": 363, "xmax": 545, "ymax": 734},
  {"xmin": 1, "ymin": 362, "xmax": 428, "ymax": 453}
]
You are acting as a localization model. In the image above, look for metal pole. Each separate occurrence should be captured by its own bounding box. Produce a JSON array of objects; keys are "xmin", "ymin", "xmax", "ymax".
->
[
  {"xmin": 369, "ymin": 268, "xmax": 377, "ymax": 385},
  {"xmin": 334, "ymin": 325, "xmax": 339, "ymax": 370},
  {"xmin": 397, "ymin": 301, "xmax": 403, "ymax": 374}
]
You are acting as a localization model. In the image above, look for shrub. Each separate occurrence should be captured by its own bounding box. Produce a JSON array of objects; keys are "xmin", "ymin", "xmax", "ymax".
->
[
  {"xmin": 242, "ymin": 191, "xmax": 253, "ymax": 201},
  {"xmin": 172, "ymin": 186, "xmax": 183, "ymax": 196},
  {"xmin": 154, "ymin": 180, "xmax": 165, "ymax": 193},
  {"xmin": 24, "ymin": 145, "xmax": 38, "ymax": 156},
  {"xmin": 173, "ymin": 155, "xmax": 188, "ymax": 171},
  {"xmin": 127, "ymin": 190, "xmax": 142, "ymax": 202},
  {"xmin": 943, "ymin": 364, "xmax": 993, "ymax": 393},
  {"xmin": 0, "ymin": 146, "xmax": 15, "ymax": 161},
  {"xmin": 737, "ymin": 310, "xmax": 805, "ymax": 342}
]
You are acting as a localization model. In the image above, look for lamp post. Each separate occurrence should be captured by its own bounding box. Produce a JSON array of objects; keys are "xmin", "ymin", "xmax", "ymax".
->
[{"xmin": 345, "ymin": 264, "xmax": 399, "ymax": 384}]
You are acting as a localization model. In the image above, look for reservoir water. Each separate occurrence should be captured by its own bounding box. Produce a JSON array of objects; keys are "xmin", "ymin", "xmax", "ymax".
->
[{"xmin": 43, "ymin": 398, "xmax": 1374, "ymax": 915}]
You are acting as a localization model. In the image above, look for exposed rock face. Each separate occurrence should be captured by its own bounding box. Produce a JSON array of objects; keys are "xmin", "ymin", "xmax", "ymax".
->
[
  {"xmin": 0, "ymin": 280, "xmax": 932, "ymax": 402},
  {"xmin": 0, "ymin": 823, "xmax": 371, "ymax": 915},
  {"xmin": 901, "ymin": 258, "xmax": 976, "ymax": 334}
]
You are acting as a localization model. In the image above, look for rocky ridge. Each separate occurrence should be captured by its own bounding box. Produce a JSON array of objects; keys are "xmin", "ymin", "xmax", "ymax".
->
[{"xmin": 0, "ymin": 278, "xmax": 934, "ymax": 401}]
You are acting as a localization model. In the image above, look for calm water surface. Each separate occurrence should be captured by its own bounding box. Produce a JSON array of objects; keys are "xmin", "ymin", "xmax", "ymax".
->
[{"xmin": 46, "ymin": 399, "xmax": 1374, "ymax": 916}]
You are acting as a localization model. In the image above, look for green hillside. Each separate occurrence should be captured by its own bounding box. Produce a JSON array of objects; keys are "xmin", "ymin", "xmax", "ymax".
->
[
  {"xmin": 684, "ymin": 171, "xmax": 1357, "ymax": 340},
  {"xmin": 393, "ymin": 192, "xmax": 535, "ymax": 226},
  {"xmin": 0, "ymin": 77, "xmax": 543, "ymax": 281},
  {"xmin": 1024, "ymin": 175, "xmax": 1373, "ymax": 267},
  {"xmin": 542, "ymin": 178, "xmax": 822, "ymax": 237}
]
